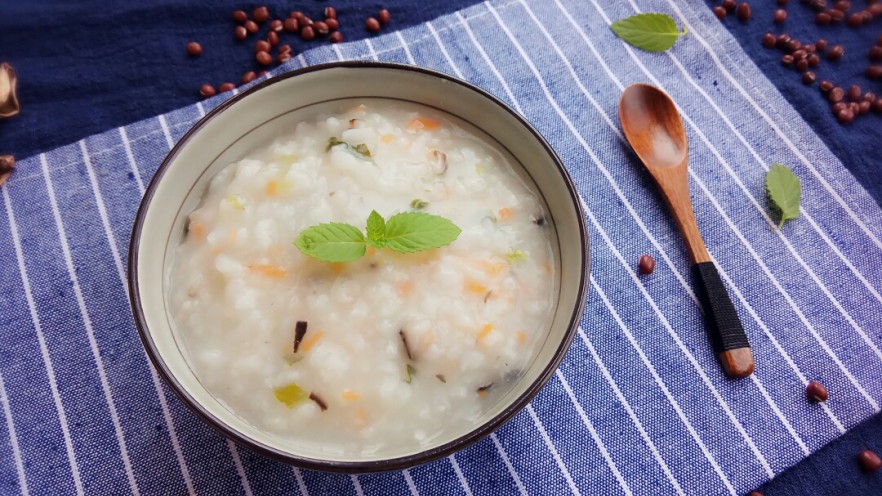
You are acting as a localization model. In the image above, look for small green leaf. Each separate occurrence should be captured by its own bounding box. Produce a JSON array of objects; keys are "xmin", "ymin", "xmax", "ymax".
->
[
  {"xmin": 506, "ymin": 250, "xmax": 528, "ymax": 262},
  {"xmin": 366, "ymin": 210, "xmax": 387, "ymax": 248},
  {"xmin": 274, "ymin": 383, "xmax": 308, "ymax": 408},
  {"xmin": 384, "ymin": 212, "xmax": 462, "ymax": 254},
  {"xmin": 766, "ymin": 163, "xmax": 801, "ymax": 229},
  {"xmin": 405, "ymin": 364, "xmax": 416, "ymax": 384},
  {"xmin": 294, "ymin": 222, "xmax": 366, "ymax": 262},
  {"xmin": 354, "ymin": 143, "xmax": 372, "ymax": 157},
  {"xmin": 326, "ymin": 137, "xmax": 344, "ymax": 151},
  {"xmin": 610, "ymin": 13, "xmax": 687, "ymax": 52},
  {"xmin": 226, "ymin": 194, "xmax": 245, "ymax": 210},
  {"xmin": 410, "ymin": 199, "xmax": 429, "ymax": 210}
]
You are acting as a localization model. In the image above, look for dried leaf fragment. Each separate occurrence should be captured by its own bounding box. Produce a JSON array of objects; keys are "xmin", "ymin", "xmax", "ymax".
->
[
  {"xmin": 0, "ymin": 63, "xmax": 20, "ymax": 119},
  {"xmin": 0, "ymin": 155, "xmax": 14, "ymax": 188}
]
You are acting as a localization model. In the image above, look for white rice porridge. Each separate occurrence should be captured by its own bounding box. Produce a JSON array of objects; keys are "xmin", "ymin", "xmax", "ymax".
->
[{"xmin": 170, "ymin": 100, "xmax": 557, "ymax": 455}]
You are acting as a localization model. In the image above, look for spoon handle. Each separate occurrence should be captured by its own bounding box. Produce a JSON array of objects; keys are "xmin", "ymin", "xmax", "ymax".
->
[{"xmin": 692, "ymin": 262, "xmax": 754, "ymax": 378}]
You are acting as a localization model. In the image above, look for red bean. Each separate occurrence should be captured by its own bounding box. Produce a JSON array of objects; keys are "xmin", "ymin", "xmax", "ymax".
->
[
  {"xmin": 796, "ymin": 58, "xmax": 809, "ymax": 72},
  {"xmin": 267, "ymin": 31, "xmax": 279, "ymax": 45},
  {"xmin": 186, "ymin": 41, "xmax": 202, "ymax": 57},
  {"xmin": 366, "ymin": 17, "xmax": 381, "ymax": 32},
  {"xmin": 858, "ymin": 450, "xmax": 882, "ymax": 472},
  {"xmin": 781, "ymin": 54, "xmax": 795, "ymax": 66},
  {"xmin": 816, "ymin": 38, "xmax": 828, "ymax": 52},
  {"xmin": 330, "ymin": 31, "xmax": 344, "ymax": 43},
  {"xmin": 277, "ymin": 52, "xmax": 292, "ymax": 64},
  {"xmin": 832, "ymin": 102, "xmax": 847, "ymax": 114},
  {"xmin": 234, "ymin": 26, "xmax": 248, "ymax": 40},
  {"xmin": 762, "ymin": 33, "xmax": 776, "ymax": 48},
  {"xmin": 270, "ymin": 19, "xmax": 283, "ymax": 32},
  {"xmin": 314, "ymin": 21, "xmax": 329, "ymax": 35},
  {"xmin": 255, "ymin": 40, "xmax": 270, "ymax": 53},
  {"xmin": 847, "ymin": 12, "xmax": 862, "ymax": 25},
  {"xmin": 836, "ymin": 107, "xmax": 853, "ymax": 123},
  {"xmin": 829, "ymin": 8, "xmax": 845, "ymax": 21},
  {"xmin": 816, "ymin": 11, "xmax": 831, "ymax": 24},
  {"xmin": 805, "ymin": 381, "xmax": 829, "ymax": 402},
  {"xmin": 808, "ymin": 54, "xmax": 820, "ymax": 67},
  {"xmin": 834, "ymin": 0, "xmax": 850, "ymax": 9},
  {"xmin": 278, "ymin": 44, "xmax": 293, "ymax": 55},
  {"xmin": 848, "ymin": 84, "xmax": 862, "ymax": 101},
  {"xmin": 232, "ymin": 10, "xmax": 248, "ymax": 23},
  {"xmin": 827, "ymin": 44, "xmax": 844, "ymax": 60},
  {"xmin": 859, "ymin": 100, "xmax": 871, "ymax": 114},
  {"xmin": 241, "ymin": 71, "xmax": 257, "ymax": 84},
  {"xmin": 256, "ymin": 50, "xmax": 272, "ymax": 66},
  {"xmin": 774, "ymin": 9, "xmax": 788, "ymax": 23},
  {"xmin": 829, "ymin": 86, "xmax": 845, "ymax": 102},
  {"xmin": 802, "ymin": 71, "xmax": 816, "ymax": 84},
  {"xmin": 638, "ymin": 255, "xmax": 656, "ymax": 275},
  {"xmin": 290, "ymin": 11, "xmax": 304, "ymax": 20},
  {"xmin": 252, "ymin": 6, "xmax": 270, "ymax": 23},
  {"xmin": 749, "ymin": 492, "xmax": 764, "ymax": 496},
  {"xmin": 284, "ymin": 18, "xmax": 299, "ymax": 33},
  {"xmin": 871, "ymin": 46, "xmax": 882, "ymax": 61},
  {"xmin": 714, "ymin": 6, "xmax": 727, "ymax": 20},
  {"xmin": 819, "ymin": 80, "xmax": 834, "ymax": 92},
  {"xmin": 865, "ymin": 91, "xmax": 877, "ymax": 103},
  {"xmin": 867, "ymin": 66, "xmax": 882, "ymax": 79},
  {"xmin": 199, "ymin": 84, "xmax": 216, "ymax": 98},
  {"xmin": 300, "ymin": 25, "xmax": 315, "ymax": 40},
  {"xmin": 723, "ymin": 0, "xmax": 736, "ymax": 10},
  {"xmin": 326, "ymin": 18, "xmax": 339, "ymax": 31},
  {"xmin": 218, "ymin": 82, "xmax": 235, "ymax": 93},
  {"xmin": 324, "ymin": 6, "xmax": 337, "ymax": 19},
  {"xmin": 737, "ymin": 2, "xmax": 751, "ymax": 21},
  {"xmin": 378, "ymin": 8, "xmax": 392, "ymax": 24},
  {"xmin": 245, "ymin": 20, "xmax": 259, "ymax": 34}
]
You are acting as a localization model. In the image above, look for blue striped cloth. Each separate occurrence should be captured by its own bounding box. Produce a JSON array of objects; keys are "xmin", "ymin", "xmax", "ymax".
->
[{"xmin": 2, "ymin": 0, "xmax": 882, "ymax": 494}]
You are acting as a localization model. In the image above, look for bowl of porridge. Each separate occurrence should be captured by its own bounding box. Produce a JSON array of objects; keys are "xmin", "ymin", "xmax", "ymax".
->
[{"xmin": 129, "ymin": 62, "xmax": 589, "ymax": 471}]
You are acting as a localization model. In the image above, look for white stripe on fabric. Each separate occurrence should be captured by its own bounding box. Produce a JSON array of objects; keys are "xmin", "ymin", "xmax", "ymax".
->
[
  {"xmin": 710, "ymin": 257, "xmax": 846, "ymax": 433},
  {"xmin": 575, "ymin": 328, "xmax": 685, "ymax": 495},
  {"xmin": 291, "ymin": 468, "xmax": 309, "ymax": 496},
  {"xmin": 395, "ymin": 31, "xmax": 417, "ymax": 64},
  {"xmin": 589, "ymin": 276, "xmax": 737, "ymax": 496},
  {"xmin": 590, "ymin": 0, "xmax": 882, "ymax": 384},
  {"xmin": 426, "ymin": 21, "xmax": 465, "ymax": 79},
  {"xmin": 749, "ymin": 376, "xmax": 809, "ymax": 455},
  {"xmin": 490, "ymin": 434, "xmax": 528, "ymax": 496},
  {"xmin": 2, "ymin": 186, "xmax": 84, "ymax": 496},
  {"xmin": 555, "ymin": 370, "xmax": 633, "ymax": 496},
  {"xmin": 454, "ymin": 11, "xmax": 523, "ymax": 114},
  {"xmin": 481, "ymin": 1, "xmax": 775, "ymax": 478},
  {"xmin": 517, "ymin": 0, "xmax": 872, "ymax": 436},
  {"xmin": 0, "ymin": 371, "xmax": 29, "ymax": 496},
  {"xmin": 525, "ymin": 405, "xmax": 580, "ymax": 496},
  {"xmin": 81, "ymin": 138, "xmax": 197, "ymax": 495},
  {"xmin": 119, "ymin": 127, "xmax": 146, "ymax": 193},
  {"xmin": 365, "ymin": 38, "xmax": 379, "ymax": 60},
  {"xmin": 226, "ymin": 441, "xmax": 253, "ymax": 496},
  {"xmin": 158, "ymin": 115, "xmax": 175, "ymax": 149},
  {"xmin": 661, "ymin": 0, "xmax": 882, "ymax": 251},
  {"xmin": 402, "ymin": 469, "xmax": 420, "ymax": 496},
  {"xmin": 550, "ymin": 0, "xmax": 848, "ymax": 432},
  {"xmin": 39, "ymin": 153, "xmax": 141, "ymax": 496},
  {"xmin": 448, "ymin": 455, "xmax": 474, "ymax": 496},
  {"xmin": 332, "ymin": 43, "xmax": 344, "ymax": 60},
  {"xmin": 350, "ymin": 475, "xmax": 365, "ymax": 496}
]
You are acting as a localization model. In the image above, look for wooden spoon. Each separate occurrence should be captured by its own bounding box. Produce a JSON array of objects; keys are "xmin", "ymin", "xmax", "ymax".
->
[{"xmin": 618, "ymin": 83, "xmax": 754, "ymax": 378}]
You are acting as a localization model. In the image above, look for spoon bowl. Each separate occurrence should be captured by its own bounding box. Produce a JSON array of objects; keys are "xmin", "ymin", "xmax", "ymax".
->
[{"xmin": 619, "ymin": 84, "xmax": 688, "ymax": 169}]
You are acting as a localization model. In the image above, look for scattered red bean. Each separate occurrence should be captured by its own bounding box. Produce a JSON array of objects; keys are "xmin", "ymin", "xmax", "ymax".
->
[
  {"xmin": 834, "ymin": 0, "xmax": 850, "ymax": 10},
  {"xmin": 762, "ymin": 33, "xmax": 776, "ymax": 48},
  {"xmin": 815, "ymin": 39, "xmax": 827, "ymax": 52},
  {"xmin": 241, "ymin": 71, "xmax": 257, "ymax": 84},
  {"xmin": 808, "ymin": 54, "xmax": 820, "ymax": 67},
  {"xmin": 245, "ymin": 20, "xmax": 259, "ymax": 34},
  {"xmin": 326, "ymin": 18, "xmax": 339, "ymax": 31},
  {"xmin": 186, "ymin": 41, "xmax": 202, "ymax": 57},
  {"xmin": 816, "ymin": 11, "xmax": 832, "ymax": 24},
  {"xmin": 810, "ymin": 0, "xmax": 827, "ymax": 10},
  {"xmin": 267, "ymin": 31, "xmax": 279, "ymax": 45},
  {"xmin": 199, "ymin": 83, "xmax": 216, "ymax": 98},
  {"xmin": 284, "ymin": 18, "xmax": 299, "ymax": 33},
  {"xmin": 875, "ymin": 99, "xmax": 882, "ymax": 112},
  {"xmin": 832, "ymin": 102, "xmax": 847, "ymax": 114},
  {"xmin": 802, "ymin": 71, "xmax": 816, "ymax": 84},
  {"xmin": 277, "ymin": 52, "xmax": 292, "ymax": 64},
  {"xmin": 234, "ymin": 26, "xmax": 248, "ymax": 40},
  {"xmin": 736, "ymin": 2, "xmax": 751, "ymax": 21},
  {"xmin": 255, "ymin": 40, "xmax": 270, "ymax": 53},
  {"xmin": 378, "ymin": 8, "xmax": 392, "ymax": 24},
  {"xmin": 252, "ymin": 6, "xmax": 270, "ymax": 23},
  {"xmin": 858, "ymin": 100, "xmax": 871, "ymax": 114},
  {"xmin": 232, "ymin": 10, "xmax": 248, "ymax": 23},
  {"xmin": 324, "ymin": 6, "xmax": 337, "ymax": 19},
  {"xmin": 796, "ymin": 58, "xmax": 809, "ymax": 72},
  {"xmin": 781, "ymin": 54, "xmax": 795, "ymax": 66},
  {"xmin": 847, "ymin": 12, "xmax": 862, "ymax": 26},
  {"xmin": 314, "ymin": 21, "xmax": 329, "ymax": 35},
  {"xmin": 868, "ymin": 66, "xmax": 882, "ymax": 79},
  {"xmin": 219, "ymin": 82, "xmax": 236, "ymax": 92},
  {"xmin": 300, "ymin": 25, "xmax": 315, "ymax": 40},
  {"xmin": 366, "ymin": 17, "xmax": 381, "ymax": 32},
  {"xmin": 777, "ymin": 0, "xmax": 788, "ymax": 4},
  {"xmin": 805, "ymin": 381, "xmax": 829, "ymax": 402},
  {"xmin": 638, "ymin": 255, "xmax": 656, "ymax": 275},
  {"xmin": 774, "ymin": 9, "xmax": 788, "ymax": 23},
  {"xmin": 870, "ymin": 46, "xmax": 882, "ymax": 62},
  {"xmin": 714, "ymin": 6, "xmax": 727, "ymax": 20},
  {"xmin": 776, "ymin": 33, "xmax": 792, "ymax": 48},
  {"xmin": 278, "ymin": 44, "xmax": 293, "ymax": 55},
  {"xmin": 858, "ymin": 450, "xmax": 882, "ymax": 472},
  {"xmin": 786, "ymin": 39, "xmax": 801, "ymax": 52},
  {"xmin": 330, "ymin": 31, "xmax": 344, "ymax": 43},
  {"xmin": 270, "ymin": 19, "xmax": 283, "ymax": 32},
  {"xmin": 827, "ymin": 44, "xmax": 844, "ymax": 60},
  {"xmin": 829, "ymin": 8, "xmax": 845, "ymax": 21},
  {"xmin": 793, "ymin": 49, "xmax": 807, "ymax": 60},
  {"xmin": 847, "ymin": 84, "xmax": 862, "ymax": 101},
  {"xmin": 803, "ymin": 43, "xmax": 816, "ymax": 53},
  {"xmin": 290, "ymin": 11, "xmax": 304, "ymax": 20},
  {"xmin": 723, "ymin": 0, "xmax": 737, "ymax": 10},
  {"xmin": 256, "ymin": 50, "xmax": 272, "ymax": 66},
  {"xmin": 748, "ymin": 492, "xmax": 763, "ymax": 496},
  {"xmin": 300, "ymin": 16, "xmax": 313, "ymax": 27},
  {"xmin": 258, "ymin": 70, "xmax": 269, "ymax": 77},
  {"xmin": 819, "ymin": 80, "xmax": 834, "ymax": 92},
  {"xmin": 865, "ymin": 91, "xmax": 877, "ymax": 103}
]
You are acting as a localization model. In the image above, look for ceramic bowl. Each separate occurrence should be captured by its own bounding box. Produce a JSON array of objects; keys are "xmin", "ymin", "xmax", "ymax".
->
[{"xmin": 129, "ymin": 61, "xmax": 589, "ymax": 472}]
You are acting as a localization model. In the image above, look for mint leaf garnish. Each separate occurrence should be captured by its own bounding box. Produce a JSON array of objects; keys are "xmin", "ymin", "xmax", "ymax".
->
[
  {"xmin": 354, "ymin": 143, "xmax": 372, "ymax": 157},
  {"xmin": 384, "ymin": 212, "xmax": 462, "ymax": 254},
  {"xmin": 366, "ymin": 210, "xmax": 387, "ymax": 248},
  {"xmin": 294, "ymin": 222, "xmax": 366, "ymax": 262},
  {"xmin": 610, "ymin": 13, "xmax": 687, "ymax": 52},
  {"xmin": 766, "ymin": 163, "xmax": 801, "ymax": 229},
  {"xmin": 410, "ymin": 199, "xmax": 429, "ymax": 210},
  {"xmin": 326, "ymin": 137, "xmax": 372, "ymax": 157},
  {"xmin": 326, "ymin": 137, "xmax": 344, "ymax": 152}
]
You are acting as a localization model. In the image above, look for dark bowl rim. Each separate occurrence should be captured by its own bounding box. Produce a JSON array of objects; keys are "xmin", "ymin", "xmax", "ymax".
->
[{"xmin": 128, "ymin": 60, "xmax": 591, "ymax": 473}]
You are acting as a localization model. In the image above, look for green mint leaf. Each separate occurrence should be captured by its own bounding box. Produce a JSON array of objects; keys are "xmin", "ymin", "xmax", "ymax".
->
[
  {"xmin": 384, "ymin": 211, "xmax": 462, "ymax": 254},
  {"xmin": 610, "ymin": 13, "xmax": 687, "ymax": 52},
  {"xmin": 354, "ymin": 143, "xmax": 372, "ymax": 157},
  {"xmin": 410, "ymin": 199, "xmax": 429, "ymax": 210},
  {"xmin": 294, "ymin": 222, "xmax": 366, "ymax": 262},
  {"xmin": 766, "ymin": 163, "xmax": 801, "ymax": 229},
  {"xmin": 326, "ymin": 137, "xmax": 344, "ymax": 152},
  {"xmin": 366, "ymin": 210, "xmax": 387, "ymax": 248},
  {"xmin": 506, "ymin": 249, "xmax": 527, "ymax": 262}
]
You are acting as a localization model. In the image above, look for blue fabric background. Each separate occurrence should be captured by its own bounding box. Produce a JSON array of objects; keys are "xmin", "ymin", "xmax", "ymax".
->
[{"xmin": 1, "ymin": 1, "xmax": 881, "ymax": 495}]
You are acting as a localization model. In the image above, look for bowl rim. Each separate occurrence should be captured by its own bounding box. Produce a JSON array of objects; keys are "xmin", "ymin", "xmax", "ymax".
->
[{"xmin": 128, "ymin": 60, "xmax": 590, "ymax": 473}]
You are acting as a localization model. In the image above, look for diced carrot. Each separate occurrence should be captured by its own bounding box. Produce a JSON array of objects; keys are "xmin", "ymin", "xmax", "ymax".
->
[
  {"xmin": 517, "ymin": 331, "xmax": 527, "ymax": 346},
  {"xmin": 329, "ymin": 263, "xmax": 346, "ymax": 275},
  {"xmin": 342, "ymin": 390, "xmax": 361, "ymax": 401},
  {"xmin": 247, "ymin": 264, "xmax": 288, "ymax": 278},
  {"xmin": 498, "ymin": 208, "xmax": 514, "ymax": 221},
  {"xmin": 299, "ymin": 330, "xmax": 325, "ymax": 353},
  {"xmin": 464, "ymin": 279, "xmax": 487, "ymax": 294},
  {"xmin": 478, "ymin": 260, "xmax": 507, "ymax": 276},
  {"xmin": 398, "ymin": 279, "xmax": 414, "ymax": 297},
  {"xmin": 266, "ymin": 180, "xmax": 278, "ymax": 197},
  {"xmin": 189, "ymin": 223, "xmax": 205, "ymax": 238},
  {"xmin": 477, "ymin": 323, "xmax": 495, "ymax": 342},
  {"xmin": 478, "ymin": 389, "xmax": 488, "ymax": 398},
  {"xmin": 380, "ymin": 134, "xmax": 395, "ymax": 143},
  {"xmin": 543, "ymin": 260, "xmax": 553, "ymax": 274},
  {"xmin": 408, "ymin": 117, "xmax": 440, "ymax": 131}
]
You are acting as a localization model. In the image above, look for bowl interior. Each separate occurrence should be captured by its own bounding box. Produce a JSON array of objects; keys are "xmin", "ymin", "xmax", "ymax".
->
[{"xmin": 131, "ymin": 63, "xmax": 589, "ymax": 470}]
